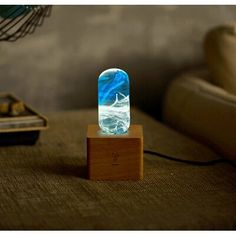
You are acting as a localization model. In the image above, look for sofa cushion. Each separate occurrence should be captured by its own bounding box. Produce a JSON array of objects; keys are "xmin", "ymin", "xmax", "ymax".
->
[
  {"xmin": 163, "ymin": 71, "xmax": 236, "ymax": 162},
  {"xmin": 204, "ymin": 23, "xmax": 236, "ymax": 95}
]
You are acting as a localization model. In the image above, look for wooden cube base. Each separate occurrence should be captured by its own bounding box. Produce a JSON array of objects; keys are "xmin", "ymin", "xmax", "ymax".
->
[{"xmin": 87, "ymin": 125, "xmax": 143, "ymax": 180}]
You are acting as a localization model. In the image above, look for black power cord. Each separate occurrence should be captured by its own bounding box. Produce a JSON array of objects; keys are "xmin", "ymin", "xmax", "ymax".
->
[{"xmin": 144, "ymin": 149, "xmax": 226, "ymax": 166}]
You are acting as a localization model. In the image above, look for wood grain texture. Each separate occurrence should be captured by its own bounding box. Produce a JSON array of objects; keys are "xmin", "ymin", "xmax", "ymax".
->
[{"xmin": 87, "ymin": 125, "xmax": 143, "ymax": 180}]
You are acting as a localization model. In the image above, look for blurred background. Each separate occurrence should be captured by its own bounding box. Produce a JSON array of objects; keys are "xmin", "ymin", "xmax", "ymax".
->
[{"xmin": 1, "ymin": 5, "xmax": 236, "ymax": 119}]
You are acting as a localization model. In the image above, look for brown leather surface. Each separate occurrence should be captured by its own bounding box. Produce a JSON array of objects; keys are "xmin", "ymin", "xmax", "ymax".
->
[{"xmin": 0, "ymin": 108, "xmax": 235, "ymax": 229}]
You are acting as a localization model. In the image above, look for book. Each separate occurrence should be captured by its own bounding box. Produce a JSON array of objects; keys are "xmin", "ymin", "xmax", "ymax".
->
[{"xmin": 0, "ymin": 93, "xmax": 48, "ymax": 133}]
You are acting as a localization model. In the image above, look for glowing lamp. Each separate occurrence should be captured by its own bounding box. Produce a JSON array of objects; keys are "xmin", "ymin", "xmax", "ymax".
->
[{"xmin": 98, "ymin": 68, "xmax": 130, "ymax": 134}]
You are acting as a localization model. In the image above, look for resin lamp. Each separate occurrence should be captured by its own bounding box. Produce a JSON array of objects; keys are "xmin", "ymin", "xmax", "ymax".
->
[
  {"xmin": 98, "ymin": 68, "xmax": 130, "ymax": 135},
  {"xmin": 86, "ymin": 68, "xmax": 143, "ymax": 181}
]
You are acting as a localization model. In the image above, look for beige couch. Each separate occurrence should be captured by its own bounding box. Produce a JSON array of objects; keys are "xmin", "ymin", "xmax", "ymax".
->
[
  {"xmin": 163, "ymin": 70, "xmax": 236, "ymax": 162},
  {"xmin": 163, "ymin": 24, "xmax": 236, "ymax": 162}
]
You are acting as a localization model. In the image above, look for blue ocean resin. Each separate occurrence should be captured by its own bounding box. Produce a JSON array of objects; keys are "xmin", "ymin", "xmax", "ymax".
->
[{"xmin": 98, "ymin": 68, "xmax": 130, "ymax": 134}]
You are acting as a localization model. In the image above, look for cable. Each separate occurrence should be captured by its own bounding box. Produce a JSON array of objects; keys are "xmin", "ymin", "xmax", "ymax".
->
[{"xmin": 144, "ymin": 149, "xmax": 226, "ymax": 166}]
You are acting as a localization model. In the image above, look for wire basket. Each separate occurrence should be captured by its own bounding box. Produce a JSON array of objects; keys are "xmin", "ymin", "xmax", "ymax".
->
[{"xmin": 0, "ymin": 5, "xmax": 52, "ymax": 42}]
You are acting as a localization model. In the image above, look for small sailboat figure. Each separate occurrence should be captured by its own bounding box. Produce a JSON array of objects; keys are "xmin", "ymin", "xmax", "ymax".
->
[{"xmin": 110, "ymin": 92, "xmax": 129, "ymax": 108}]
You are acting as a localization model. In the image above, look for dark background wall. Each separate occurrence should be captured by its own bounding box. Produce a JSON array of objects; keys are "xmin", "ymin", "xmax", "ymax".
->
[{"xmin": 1, "ymin": 6, "xmax": 236, "ymax": 119}]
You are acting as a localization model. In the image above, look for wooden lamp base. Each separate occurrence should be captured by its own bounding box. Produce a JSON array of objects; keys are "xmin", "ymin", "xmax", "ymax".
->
[{"xmin": 87, "ymin": 125, "xmax": 143, "ymax": 180}]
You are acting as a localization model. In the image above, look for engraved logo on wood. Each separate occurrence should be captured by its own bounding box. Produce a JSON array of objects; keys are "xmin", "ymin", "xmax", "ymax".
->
[{"xmin": 112, "ymin": 152, "xmax": 120, "ymax": 166}]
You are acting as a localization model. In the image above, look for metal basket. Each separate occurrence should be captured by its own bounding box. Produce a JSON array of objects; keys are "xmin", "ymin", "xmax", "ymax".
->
[{"xmin": 0, "ymin": 5, "xmax": 52, "ymax": 42}]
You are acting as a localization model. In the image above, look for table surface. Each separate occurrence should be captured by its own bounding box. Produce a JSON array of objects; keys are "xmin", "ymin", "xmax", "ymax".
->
[{"xmin": 0, "ymin": 108, "xmax": 235, "ymax": 230}]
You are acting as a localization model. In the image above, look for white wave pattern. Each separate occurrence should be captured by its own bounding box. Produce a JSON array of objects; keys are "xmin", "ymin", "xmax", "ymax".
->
[{"xmin": 99, "ymin": 92, "xmax": 130, "ymax": 134}]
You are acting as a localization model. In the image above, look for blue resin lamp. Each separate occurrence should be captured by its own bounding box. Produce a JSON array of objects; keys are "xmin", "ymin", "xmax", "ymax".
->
[
  {"xmin": 86, "ymin": 68, "xmax": 143, "ymax": 181},
  {"xmin": 98, "ymin": 68, "xmax": 130, "ymax": 135}
]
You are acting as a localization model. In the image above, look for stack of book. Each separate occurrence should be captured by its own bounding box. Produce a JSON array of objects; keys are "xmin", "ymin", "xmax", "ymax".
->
[{"xmin": 0, "ymin": 93, "xmax": 48, "ymax": 145}]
